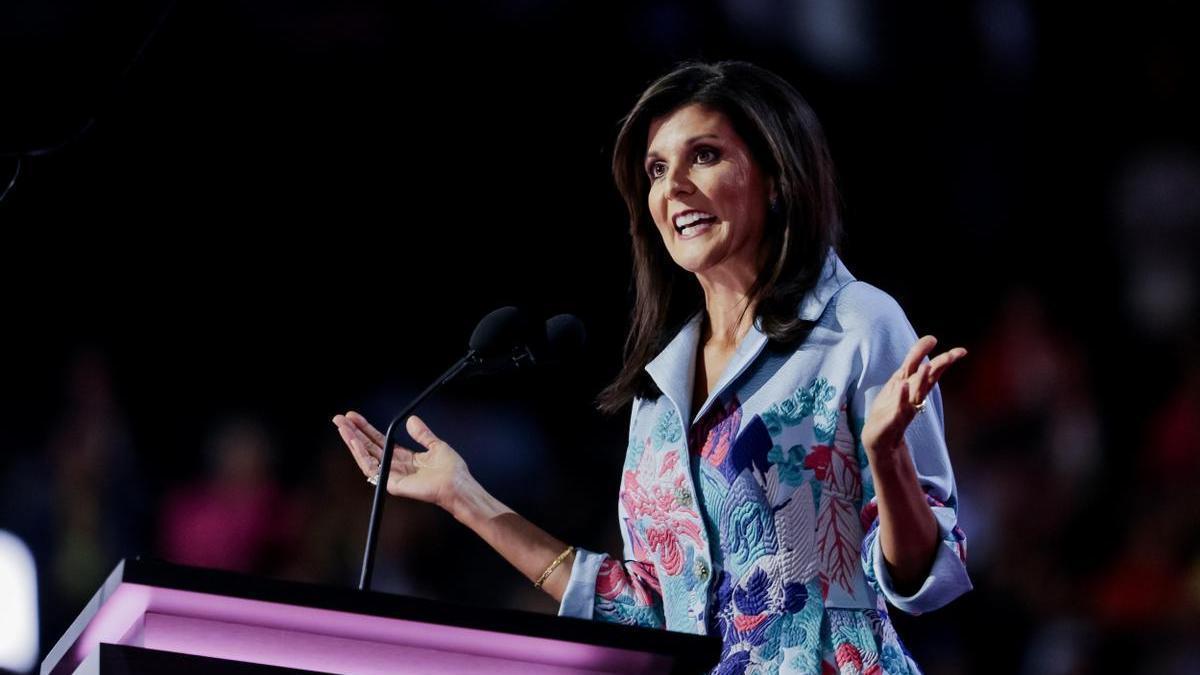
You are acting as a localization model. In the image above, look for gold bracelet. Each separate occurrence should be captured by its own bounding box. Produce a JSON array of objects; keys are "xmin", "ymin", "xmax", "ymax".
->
[{"xmin": 534, "ymin": 545, "xmax": 575, "ymax": 589}]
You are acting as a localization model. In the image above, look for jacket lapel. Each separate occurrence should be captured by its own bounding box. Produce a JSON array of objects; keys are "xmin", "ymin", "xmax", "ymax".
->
[
  {"xmin": 645, "ymin": 248, "xmax": 858, "ymax": 427},
  {"xmin": 645, "ymin": 312, "xmax": 702, "ymax": 426}
]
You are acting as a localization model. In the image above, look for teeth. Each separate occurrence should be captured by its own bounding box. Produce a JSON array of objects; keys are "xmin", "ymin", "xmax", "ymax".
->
[
  {"xmin": 677, "ymin": 222, "xmax": 712, "ymax": 237},
  {"xmin": 675, "ymin": 211, "xmax": 715, "ymax": 228}
]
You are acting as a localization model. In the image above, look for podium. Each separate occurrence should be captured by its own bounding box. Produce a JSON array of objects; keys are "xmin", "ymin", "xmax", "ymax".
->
[{"xmin": 42, "ymin": 558, "xmax": 720, "ymax": 674}]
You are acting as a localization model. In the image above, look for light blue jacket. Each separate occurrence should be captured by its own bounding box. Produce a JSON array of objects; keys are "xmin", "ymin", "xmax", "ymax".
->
[{"xmin": 558, "ymin": 248, "xmax": 972, "ymax": 672}]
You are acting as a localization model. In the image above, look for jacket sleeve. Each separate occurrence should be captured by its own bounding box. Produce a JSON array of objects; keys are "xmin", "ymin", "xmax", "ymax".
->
[
  {"xmin": 843, "ymin": 283, "xmax": 973, "ymax": 615},
  {"xmin": 558, "ymin": 398, "xmax": 667, "ymax": 628}
]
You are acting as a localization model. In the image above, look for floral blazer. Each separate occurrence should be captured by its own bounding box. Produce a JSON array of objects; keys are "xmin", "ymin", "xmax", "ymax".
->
[{"xmin": 558, "ymin": 248, "xmax": 972, "ymax": 673}]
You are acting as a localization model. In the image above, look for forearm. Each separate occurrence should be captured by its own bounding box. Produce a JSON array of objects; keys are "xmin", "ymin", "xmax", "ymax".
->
[
  {"xmin": 867, "ymin": 439, "xmax": 938, "ymax": 595},
  {"xmin": 447, "ymin": 473, "xmax": 576, "ymax": 602}
]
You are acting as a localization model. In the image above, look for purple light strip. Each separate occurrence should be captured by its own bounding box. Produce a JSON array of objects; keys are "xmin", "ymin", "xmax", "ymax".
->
[{"xmin": 54, "ymin": 583, "xmax": 667, "ymax": 674}]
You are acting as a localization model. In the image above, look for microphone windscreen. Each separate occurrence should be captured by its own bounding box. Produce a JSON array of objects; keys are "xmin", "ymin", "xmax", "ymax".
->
[
  {"xmin": 541, "ymin": 313, "xmax": 586, "ymax": 365},
  {"xmin": 468, "ymin": 306, "xmax": 535, "ymax": 357}
]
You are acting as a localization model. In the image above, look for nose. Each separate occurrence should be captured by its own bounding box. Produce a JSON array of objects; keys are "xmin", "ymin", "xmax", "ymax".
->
[{"xmin": 664, "ymin": 162, "xmax": 694, "ymax": 199}]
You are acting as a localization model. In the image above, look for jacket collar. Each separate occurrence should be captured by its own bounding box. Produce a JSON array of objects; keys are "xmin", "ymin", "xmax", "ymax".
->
[{"xmin": 645, "ymin": 247, "xmax": 856, "ymax": 425}]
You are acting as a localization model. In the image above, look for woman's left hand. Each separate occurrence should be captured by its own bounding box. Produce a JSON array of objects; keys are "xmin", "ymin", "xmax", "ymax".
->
[{"xmin": 860, "ymin": 336, "xmax": 967, "ymax": 457}]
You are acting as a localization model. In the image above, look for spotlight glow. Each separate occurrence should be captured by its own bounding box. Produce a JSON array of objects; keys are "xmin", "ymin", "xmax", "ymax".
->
[{"xmin": 0, "ymin": 530, "xmax": 38, "ymax": 673}]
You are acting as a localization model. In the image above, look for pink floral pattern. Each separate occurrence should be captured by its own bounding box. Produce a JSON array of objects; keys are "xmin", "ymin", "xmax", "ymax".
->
[
  {"xmin": 620, "ymin": 437, "xmax": 704, "ymax": 576},
  {"xmin": 597, "ymin": 558, "xmax": 661, "ymax": 606}
]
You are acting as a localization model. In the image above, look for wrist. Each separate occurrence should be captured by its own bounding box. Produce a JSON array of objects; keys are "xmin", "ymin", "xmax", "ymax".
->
[
  {"xmin": 447, "ymin": 472, "xmax": 511, "ymax": 528},
  {"xmin": 866, "ymin": 438, "xmax": 909, "ymax": 469}
]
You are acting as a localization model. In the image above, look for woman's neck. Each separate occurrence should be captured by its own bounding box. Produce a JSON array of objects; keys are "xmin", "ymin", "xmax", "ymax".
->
[{"xmin": 696, "ymin": 266, "xmax": 757, "ymax": 351}]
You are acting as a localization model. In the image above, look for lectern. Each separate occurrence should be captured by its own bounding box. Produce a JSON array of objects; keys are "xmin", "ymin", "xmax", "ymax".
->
[{"xmin": 42, "ymin": 558, "xmax": 720, "ymax": 674}]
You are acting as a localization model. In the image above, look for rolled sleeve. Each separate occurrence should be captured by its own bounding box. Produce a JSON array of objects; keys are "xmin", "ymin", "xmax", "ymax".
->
[
  {"xmin": 844, "ymin": 283, "xmax": 973, "ymax": 615},
  {"xmin": 865, "ymin": 495, "xmax": 972, "ymax": 614},
  {"xmin": 557, "ymin": 546, "xmax": 607, "ymax": 619}
]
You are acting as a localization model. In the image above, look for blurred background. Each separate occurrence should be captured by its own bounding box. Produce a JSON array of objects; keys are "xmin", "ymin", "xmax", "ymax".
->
[{"xmin": 1, "ymin": 1, "xmax": 1198, "ymax": 674}]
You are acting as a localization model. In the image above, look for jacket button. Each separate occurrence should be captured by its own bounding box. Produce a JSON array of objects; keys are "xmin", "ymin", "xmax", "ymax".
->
[
  {"xmin": 676, "ymin": 487, "xmax": 693, "ymax": 506},
  {"xmin": 694, "ymin": 559, "xmax": 709, "ymax": 581}
]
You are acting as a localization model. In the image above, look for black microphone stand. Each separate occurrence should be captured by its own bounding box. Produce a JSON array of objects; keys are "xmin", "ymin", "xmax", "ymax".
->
[{"xmin": 358, "ymin": 351, "xmax": 480, "ymax": 591}]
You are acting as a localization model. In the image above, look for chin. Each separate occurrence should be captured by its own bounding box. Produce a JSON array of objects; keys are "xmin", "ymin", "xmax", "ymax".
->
[
  {"xmin": 667, "ymin": 252, "xmax": 717, "ymax": 275},
  {"xmin": 661, "ymin": 232, "xmax": 730, "ymax": 275}
]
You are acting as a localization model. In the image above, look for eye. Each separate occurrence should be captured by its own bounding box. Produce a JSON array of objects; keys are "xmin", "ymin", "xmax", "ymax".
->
[
  {"xmin": 646, "ymin": 161, "xmax": 666, "ymax": 180},
  {"xmin": 695, "ymin": 146, "xmax": 719, "ymax": 164}
]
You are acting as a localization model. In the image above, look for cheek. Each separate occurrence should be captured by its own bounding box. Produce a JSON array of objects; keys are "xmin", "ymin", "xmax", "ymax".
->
[
  {"xmin": 713, "ymin": 172, "xmax": 768, "ymax": 250},
  {"xmin": 711, "ymin": 169, "xmax": 755, "ymax": 221},
  {"xmin": 647, "ymin": 185, "xmax": 669, "ymax": 230}
]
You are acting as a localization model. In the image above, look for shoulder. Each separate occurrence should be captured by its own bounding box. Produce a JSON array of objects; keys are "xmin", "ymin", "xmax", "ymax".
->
[
  {"xmin": 628, "ymin": 394, "xmax": 664, "ymax": 428},
  {"xmin": 826, "ymin": 280, "xmax": 912, "ymax": 339}
]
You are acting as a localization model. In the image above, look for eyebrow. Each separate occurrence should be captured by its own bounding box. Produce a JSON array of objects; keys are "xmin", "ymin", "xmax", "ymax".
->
[{"xmin": 645, "ymin": 134, "xmax": 721, "ymax": 161}]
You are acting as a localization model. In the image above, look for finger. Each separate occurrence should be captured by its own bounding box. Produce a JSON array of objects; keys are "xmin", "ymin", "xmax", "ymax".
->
[
  {"xmin": 344, "ymin": 417, "xmax": 420, "ymax": 473},
  {"xmin": 898, "ymin": 380, "xmax": 915, "ymax": 419},
  {"xmin": 372, "ymin": 449, "xmax": 418, "ymax": 483},
  {"xmin": 355, "ymin": 429, "xmax": 418, "ymax": 477},
  {"xmin": 346, "ymin": 411, "xmax": 388, "ymax": 449},
  {"xmin": 897, "ymin": 336, "xmax": 937, "ymax": 380},
  {"xmin": 346, "ymin": 422, "xmax": 383, "ymax": 460},
  {"xmin": 909, "ymin": 362, "xmax": 932, "ymax": 403},
  {"xmin": 346, "ymin": 411, "xmax": 414, "ymax": 470},
  {"xmin": 334, "ymin": 416, "xmax": 380, "ymax": 476},
  {"xmin": 405, "ymin": 415, "xmax": 444, "ymax": 453},
  {"xmin": 925, "ymin": 347, "xmax": 968, "ymax": 388},
  {"xmin": 350, "ymin": 425, "xmax": 419, "ymax": 480},
  {"xmin": 389, "ymin": 445, "xmax": 418, "ymax": 475}
]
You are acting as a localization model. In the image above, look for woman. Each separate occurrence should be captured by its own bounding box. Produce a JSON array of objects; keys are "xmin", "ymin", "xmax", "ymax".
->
[{"xmin": 333, "ymin": 60, "xmax": 972, "ymax": 673}]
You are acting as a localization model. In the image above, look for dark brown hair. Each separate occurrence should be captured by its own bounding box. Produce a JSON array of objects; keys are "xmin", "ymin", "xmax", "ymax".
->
[{"xmin": 596, "ymin": 60, "xmax": 843, "ymax": 415}]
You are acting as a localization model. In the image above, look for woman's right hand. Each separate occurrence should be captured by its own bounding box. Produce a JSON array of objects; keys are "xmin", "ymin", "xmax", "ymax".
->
[
  {"xmin": 335, "ymin": 411, "xmax": 575, "ymax": 601},
  {"xmin": 332, "ymin": 411, "xmax": 471, "ymax": 513}
]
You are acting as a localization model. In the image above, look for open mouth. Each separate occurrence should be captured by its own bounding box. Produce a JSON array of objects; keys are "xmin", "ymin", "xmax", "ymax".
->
[{"xmin": 674, "ymin": 212, "xmax": 717, "ymax": 235}]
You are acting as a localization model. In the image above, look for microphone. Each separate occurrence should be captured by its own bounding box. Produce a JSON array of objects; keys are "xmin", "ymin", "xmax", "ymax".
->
[
  {"xmin": 539, "ymin": 313, "xmax": 587, "ymax": 366},
  {"xmin": 471, "ymin": 313, "xmax": 587, "ymax": 375},
  {"xmin": 468, "ymin": 306, "xmax": 538, "ymax": 358},
  {"xmin": 357, "ymin": 307, "xmax": 585, "ymax": 591},
  {"xmin": 358, "ymin": 305, "xmax": 526, "ymax": 590}
]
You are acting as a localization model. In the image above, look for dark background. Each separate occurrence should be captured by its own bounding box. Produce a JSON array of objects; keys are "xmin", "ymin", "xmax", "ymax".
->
[{"xmin": 2, "ymin": 1, "xmax": 1198, "ymax": 673}]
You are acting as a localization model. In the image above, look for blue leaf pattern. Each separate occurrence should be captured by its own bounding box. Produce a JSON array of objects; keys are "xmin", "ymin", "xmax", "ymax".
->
[
  {"xmin": 652, "ymin": 406, "xmax": 681, "ymax": 449},
  {"xmin": 719, "ymin": 471, "xmax": 777, "ymax": 578},
  {"xmin": 767, "ymin": 443, "xmax": 808, "ymax": 487},
  {"xmin": 733, "ymin": 567, "xmax": 770, "ymax": 615},
  {"xmin": 783, "ymin": 581, "xmax": 808, "ymax": 613},
  {"xmin": 727, "ymin": 415, "xmax": 774, "ymax": 481}
]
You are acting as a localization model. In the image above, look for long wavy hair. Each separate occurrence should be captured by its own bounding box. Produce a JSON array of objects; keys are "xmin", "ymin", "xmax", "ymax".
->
[{"xmin": 596, "ymin": 60, "xmax": 843, "ymax": 415}]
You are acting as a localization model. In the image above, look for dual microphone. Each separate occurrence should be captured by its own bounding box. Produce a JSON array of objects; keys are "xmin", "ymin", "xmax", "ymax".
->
[
  {"xmin": 358, "ymin": 307, "xmax": 586, "ymax": 591},
  {"xmin": 467, "ymin": 306, "xmax": 586, "ymax": 374}
]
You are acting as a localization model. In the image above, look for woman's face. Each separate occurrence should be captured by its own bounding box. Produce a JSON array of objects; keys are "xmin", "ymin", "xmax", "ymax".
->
[{"xmin": 644, "ymin": 103, "xmax": 774, "ymax": 279}]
